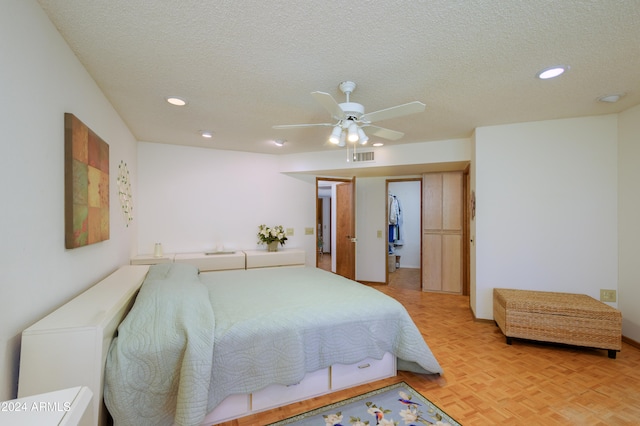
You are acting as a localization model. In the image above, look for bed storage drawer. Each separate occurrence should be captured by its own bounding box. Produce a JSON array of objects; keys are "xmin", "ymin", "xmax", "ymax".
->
[
  {"xmin": 331, "ymin": 352, "xmax": 396, "ymax": 390},
  {"xmin": 251, "ymin": 367, "xmax": 330, "ymax": 412},
  {"xmin": 202, "ymin": 393, "xmax": 250, "ymax": 424}
]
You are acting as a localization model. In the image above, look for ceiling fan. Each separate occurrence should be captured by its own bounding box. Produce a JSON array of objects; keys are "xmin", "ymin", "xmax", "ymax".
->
[{"xmin": 273, "ymin": 81, "xmax": 426, "ymax": 147}]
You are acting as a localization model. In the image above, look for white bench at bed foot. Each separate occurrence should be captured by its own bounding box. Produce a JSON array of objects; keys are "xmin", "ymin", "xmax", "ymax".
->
[{"xmin": 202, "ymin": 352, "xmax": 396, "ymax": 425}]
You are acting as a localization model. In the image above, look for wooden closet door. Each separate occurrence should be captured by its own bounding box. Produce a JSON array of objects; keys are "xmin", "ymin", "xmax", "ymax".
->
[
  {"xmin": 423, "ymin": 173, "xmax": 442, "ymax": 230},
  {"xmin": 441, "ymin": 234, "xmax": 462, "ymax": 292},
  {"xmin": 443, "ymin": 172, "xmax": 463, "ymax": 231},
  {"xmin": 422, "ymin": 172, "xmax": 463, "ymax": 294},
  {"xmin": 423, "ymin": 234, "xmax": 442, "ymax": 291}
]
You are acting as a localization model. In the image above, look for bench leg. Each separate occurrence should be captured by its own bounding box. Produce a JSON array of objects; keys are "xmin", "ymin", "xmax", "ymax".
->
[{"xmin": 608, "ymin": 350, "xmax": 617, "ymax": 359}]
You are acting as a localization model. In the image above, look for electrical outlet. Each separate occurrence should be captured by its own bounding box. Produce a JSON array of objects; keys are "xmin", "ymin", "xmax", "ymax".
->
[
  {"xmin": 600, "ymin": 289, "xmax": 617, "ymax": 302},
  {"xmin": 286, "ymin": 228, "xmax": 294, "ymax": 236},
  {"xmin": 305, "ymin": 227, "xmax": 314, "ymax": 235}
]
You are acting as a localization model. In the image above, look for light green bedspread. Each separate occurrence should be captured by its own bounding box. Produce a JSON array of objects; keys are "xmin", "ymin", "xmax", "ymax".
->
[{"xmin": 104, "ymin": 264, "xmax": 442, "ymax": 426}]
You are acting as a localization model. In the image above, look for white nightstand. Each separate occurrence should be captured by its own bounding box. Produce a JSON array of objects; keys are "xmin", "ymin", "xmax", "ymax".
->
[
  {"xmin": 130, "ymin": 253, "xmax": 175, "ymax": 265},
  {"xmin": 1, "ymin": 386, "xmax": 92, "ymax": 425}
]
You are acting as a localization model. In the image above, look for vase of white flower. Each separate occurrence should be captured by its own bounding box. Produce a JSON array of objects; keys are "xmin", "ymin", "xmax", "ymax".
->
[{"xmin": 257, "ymin": 224, "xmax": 287, "ymax": 251}]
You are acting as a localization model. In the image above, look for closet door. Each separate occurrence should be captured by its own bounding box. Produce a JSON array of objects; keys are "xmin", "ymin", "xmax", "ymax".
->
[
  {"xmin": 441, "ymin": 234, "xmax": 462, "ymax": 293},
  {"xmin": 422, "ymin": 172, "xmax": 463, "ymax": 294},
  {"xmin": 423, "ymin": 233, "xmax": 442, "ymax": 291}
]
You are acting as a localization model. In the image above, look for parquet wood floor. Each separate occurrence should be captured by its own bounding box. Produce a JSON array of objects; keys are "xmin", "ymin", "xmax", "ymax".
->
[
  {"xmin": 317, "ymin": 252, "xmax": 331, "ymax": 272},
  {"xmin": 389, "ymin": 266, "xmax": 421, "ymax": 290},
  {"xmin": 218, "ymin": 277, "xmax": 640, "ymax": 425}
]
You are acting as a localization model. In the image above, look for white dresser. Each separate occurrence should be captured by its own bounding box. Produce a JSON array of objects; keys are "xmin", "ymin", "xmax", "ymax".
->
[
  {"xmin": 131, "ymin": 248, "xmax": 307, "ymax": 270},
  {"xmin": 130, "ymin": 253, "xmax": 175, "ymax": 265},
  {"xmin": 174, "ymin": 251, "xmax": 246, "ymax": 271},
  {"xmin": 243, "ymin": 248, "xmax": 306, "ymax": 269}
]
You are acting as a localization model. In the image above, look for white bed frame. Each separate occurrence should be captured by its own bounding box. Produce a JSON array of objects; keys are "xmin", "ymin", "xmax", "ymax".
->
[
  {"xmin": 18, "ymin": 251, "xmax": 396, "ymax": 426},
  {"xmin": 18, "ymin": 265, "xmax": 150, "ymax": 426}
]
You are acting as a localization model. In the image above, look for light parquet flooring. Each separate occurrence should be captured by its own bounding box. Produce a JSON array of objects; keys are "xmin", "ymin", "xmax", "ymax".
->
[
  {"xmin": 389, "ymin": 266, "xmax": 421, "ymax": 290},
  {"xmin": 317, "ymin": 252, "xmax": 331, "ymax": 272},
  {"xmin": 218, "ymin": 276, "xmax": 640, "ymax": 426}
]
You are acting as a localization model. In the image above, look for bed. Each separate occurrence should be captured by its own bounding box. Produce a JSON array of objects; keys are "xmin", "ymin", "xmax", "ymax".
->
[{"xmin": 18, "ymin": 252, "xmax": 442, "ymax": 426}]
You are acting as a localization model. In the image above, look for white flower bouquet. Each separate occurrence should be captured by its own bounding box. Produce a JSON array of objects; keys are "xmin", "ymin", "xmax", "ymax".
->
[{"xmin": 257, "ymin": 224, "xmax": 288, "ymax": 246}]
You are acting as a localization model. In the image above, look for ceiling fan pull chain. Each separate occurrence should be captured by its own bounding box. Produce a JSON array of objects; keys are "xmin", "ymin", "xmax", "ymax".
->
[{"xmin": 353, "ymin": 139, "xmax": 357, "ymax": 162}]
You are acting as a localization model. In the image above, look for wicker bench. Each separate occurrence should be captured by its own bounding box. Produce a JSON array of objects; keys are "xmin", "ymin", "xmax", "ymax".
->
[{"xmin": 493, "ymin": 288, "xmax": 622, "ymax": 359}]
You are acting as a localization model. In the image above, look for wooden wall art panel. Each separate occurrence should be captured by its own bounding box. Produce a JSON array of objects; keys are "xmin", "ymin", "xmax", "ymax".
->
[{"xmin": 64, "ymin": 113, "xmax": 110, "ymax": 248}]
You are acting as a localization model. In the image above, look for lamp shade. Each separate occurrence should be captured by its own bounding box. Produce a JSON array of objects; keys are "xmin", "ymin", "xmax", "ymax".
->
[
  {"xmin": 329, "ymin": 125, "xmax": 342, "ymax": 144},
  {"xmin": 357, "ymin": 128, "xmax": 368, "ymax": 145},
  {"xmin": 347, "ymin": 122, "xmax": 358, "ymax": 142}
]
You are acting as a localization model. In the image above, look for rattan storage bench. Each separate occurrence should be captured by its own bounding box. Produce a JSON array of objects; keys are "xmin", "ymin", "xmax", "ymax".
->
[{"xmin": 493, "ymin": 288, "xmax": 622, "ymax": 359}]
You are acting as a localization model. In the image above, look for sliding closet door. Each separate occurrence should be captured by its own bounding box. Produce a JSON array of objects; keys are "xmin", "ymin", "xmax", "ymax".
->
[{"xmin": 422, "ymin": 172, "xmax": 463, "ymax": 294}]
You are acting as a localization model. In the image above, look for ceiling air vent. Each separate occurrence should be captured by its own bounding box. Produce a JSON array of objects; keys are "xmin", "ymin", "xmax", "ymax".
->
[{"xmin": 352, "ymin": 151, "xmax": 375, "ymax": 162}]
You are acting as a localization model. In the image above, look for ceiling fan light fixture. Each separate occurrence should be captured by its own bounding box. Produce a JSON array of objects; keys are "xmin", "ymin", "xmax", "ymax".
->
[
  {"xmin": 338, "ymin": 131, "xmax": 346, "ymax": 147},
  {"xmin": 347, "ymin": 122, "xmax": 358, "ymax": 142},
  {"xmin": 272, "ymin": 80, "xmax": 425, "ymax": 153},
  {"xmin": 329, "ymin": 125, "xmax": 342, "ymax": 144},
  {"xmin": 357, "ymin": 128, "xmax": 368, "ymax": 145}
]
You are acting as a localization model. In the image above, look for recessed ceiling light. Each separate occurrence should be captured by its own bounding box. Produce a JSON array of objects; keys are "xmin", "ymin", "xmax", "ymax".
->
[
  {"xmin": 372, "ymin": 142, "xmax": 384, "ymax": 147},
  {"xmin": 536, "ymin": 66, "xmax": 568, "ymax": 80},
  {"xmin": 273, "ymin": 139, "xmax": 285, "ymax": 147},
  {"xmin": 200, "ymin": 130, "xmax": 213, "ymax": 138},
  {"xmin": 166, "ymin": 96, "xmax": 187, "ymax": 106},
  {"xmin": 598, "ymin": 94, "xmax": 623, "ymax": 103}
]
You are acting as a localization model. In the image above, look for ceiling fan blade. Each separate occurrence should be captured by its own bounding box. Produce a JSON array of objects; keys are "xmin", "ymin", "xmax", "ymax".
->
[
  {"xmin": 364, "ymin": 125, "xmax": 404, "ymax": 140},
  {"xmin": 311, "ymin": 91, "xmax": 346, "ymax": 120},
  {"xmin": 361, "ymin": 101, "xmax": 426, "ymax": 123},
  {"xmin": 272, "ymin": 123, "xmax": 333, "ymax": 129}
]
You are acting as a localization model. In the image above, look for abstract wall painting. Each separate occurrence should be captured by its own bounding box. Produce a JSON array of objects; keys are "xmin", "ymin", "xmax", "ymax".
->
[{"xmin": 64, "ymin": 113, "xmax": 110, "ymax": 248}]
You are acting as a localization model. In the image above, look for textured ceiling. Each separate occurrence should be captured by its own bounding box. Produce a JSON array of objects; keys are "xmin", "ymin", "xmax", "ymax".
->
[{"xmin": 37, "ymin": 0, "xmax": 640, "ymax": 155}]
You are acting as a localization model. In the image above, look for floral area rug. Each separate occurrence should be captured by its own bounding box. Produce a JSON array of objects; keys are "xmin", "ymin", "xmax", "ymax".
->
[{"xmin": 266, "ymin": 382, "xmax": 460, "ymax": 426}]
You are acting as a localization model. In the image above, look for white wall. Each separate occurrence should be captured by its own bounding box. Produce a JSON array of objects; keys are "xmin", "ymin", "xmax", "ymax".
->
[
  {"xmin": 388, "ymin": 181, "xmax": 422, "ymax": 268},
  {"xmin": 137, "ymin": 142, "xmax": 317, "ymax": 263},
  {"xmin": 473, "ymin": 115, "xmax": 619, "ymax": 319},
  {"xmin": 0, "ymin": 1, "xmax": 138, "ymax": 401},
  {"xmin": 279, "ymin": 138, "xmax": 470, "ymax": 173},
  {"xmin": 618, "ymin": 104, "xmax": 640, "ymax": 342}
]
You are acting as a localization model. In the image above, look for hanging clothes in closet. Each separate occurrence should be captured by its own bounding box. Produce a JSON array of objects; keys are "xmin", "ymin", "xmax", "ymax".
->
[{"xmin": 388, "ymin": 194, "xmax": 403, "ymax": 253}]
